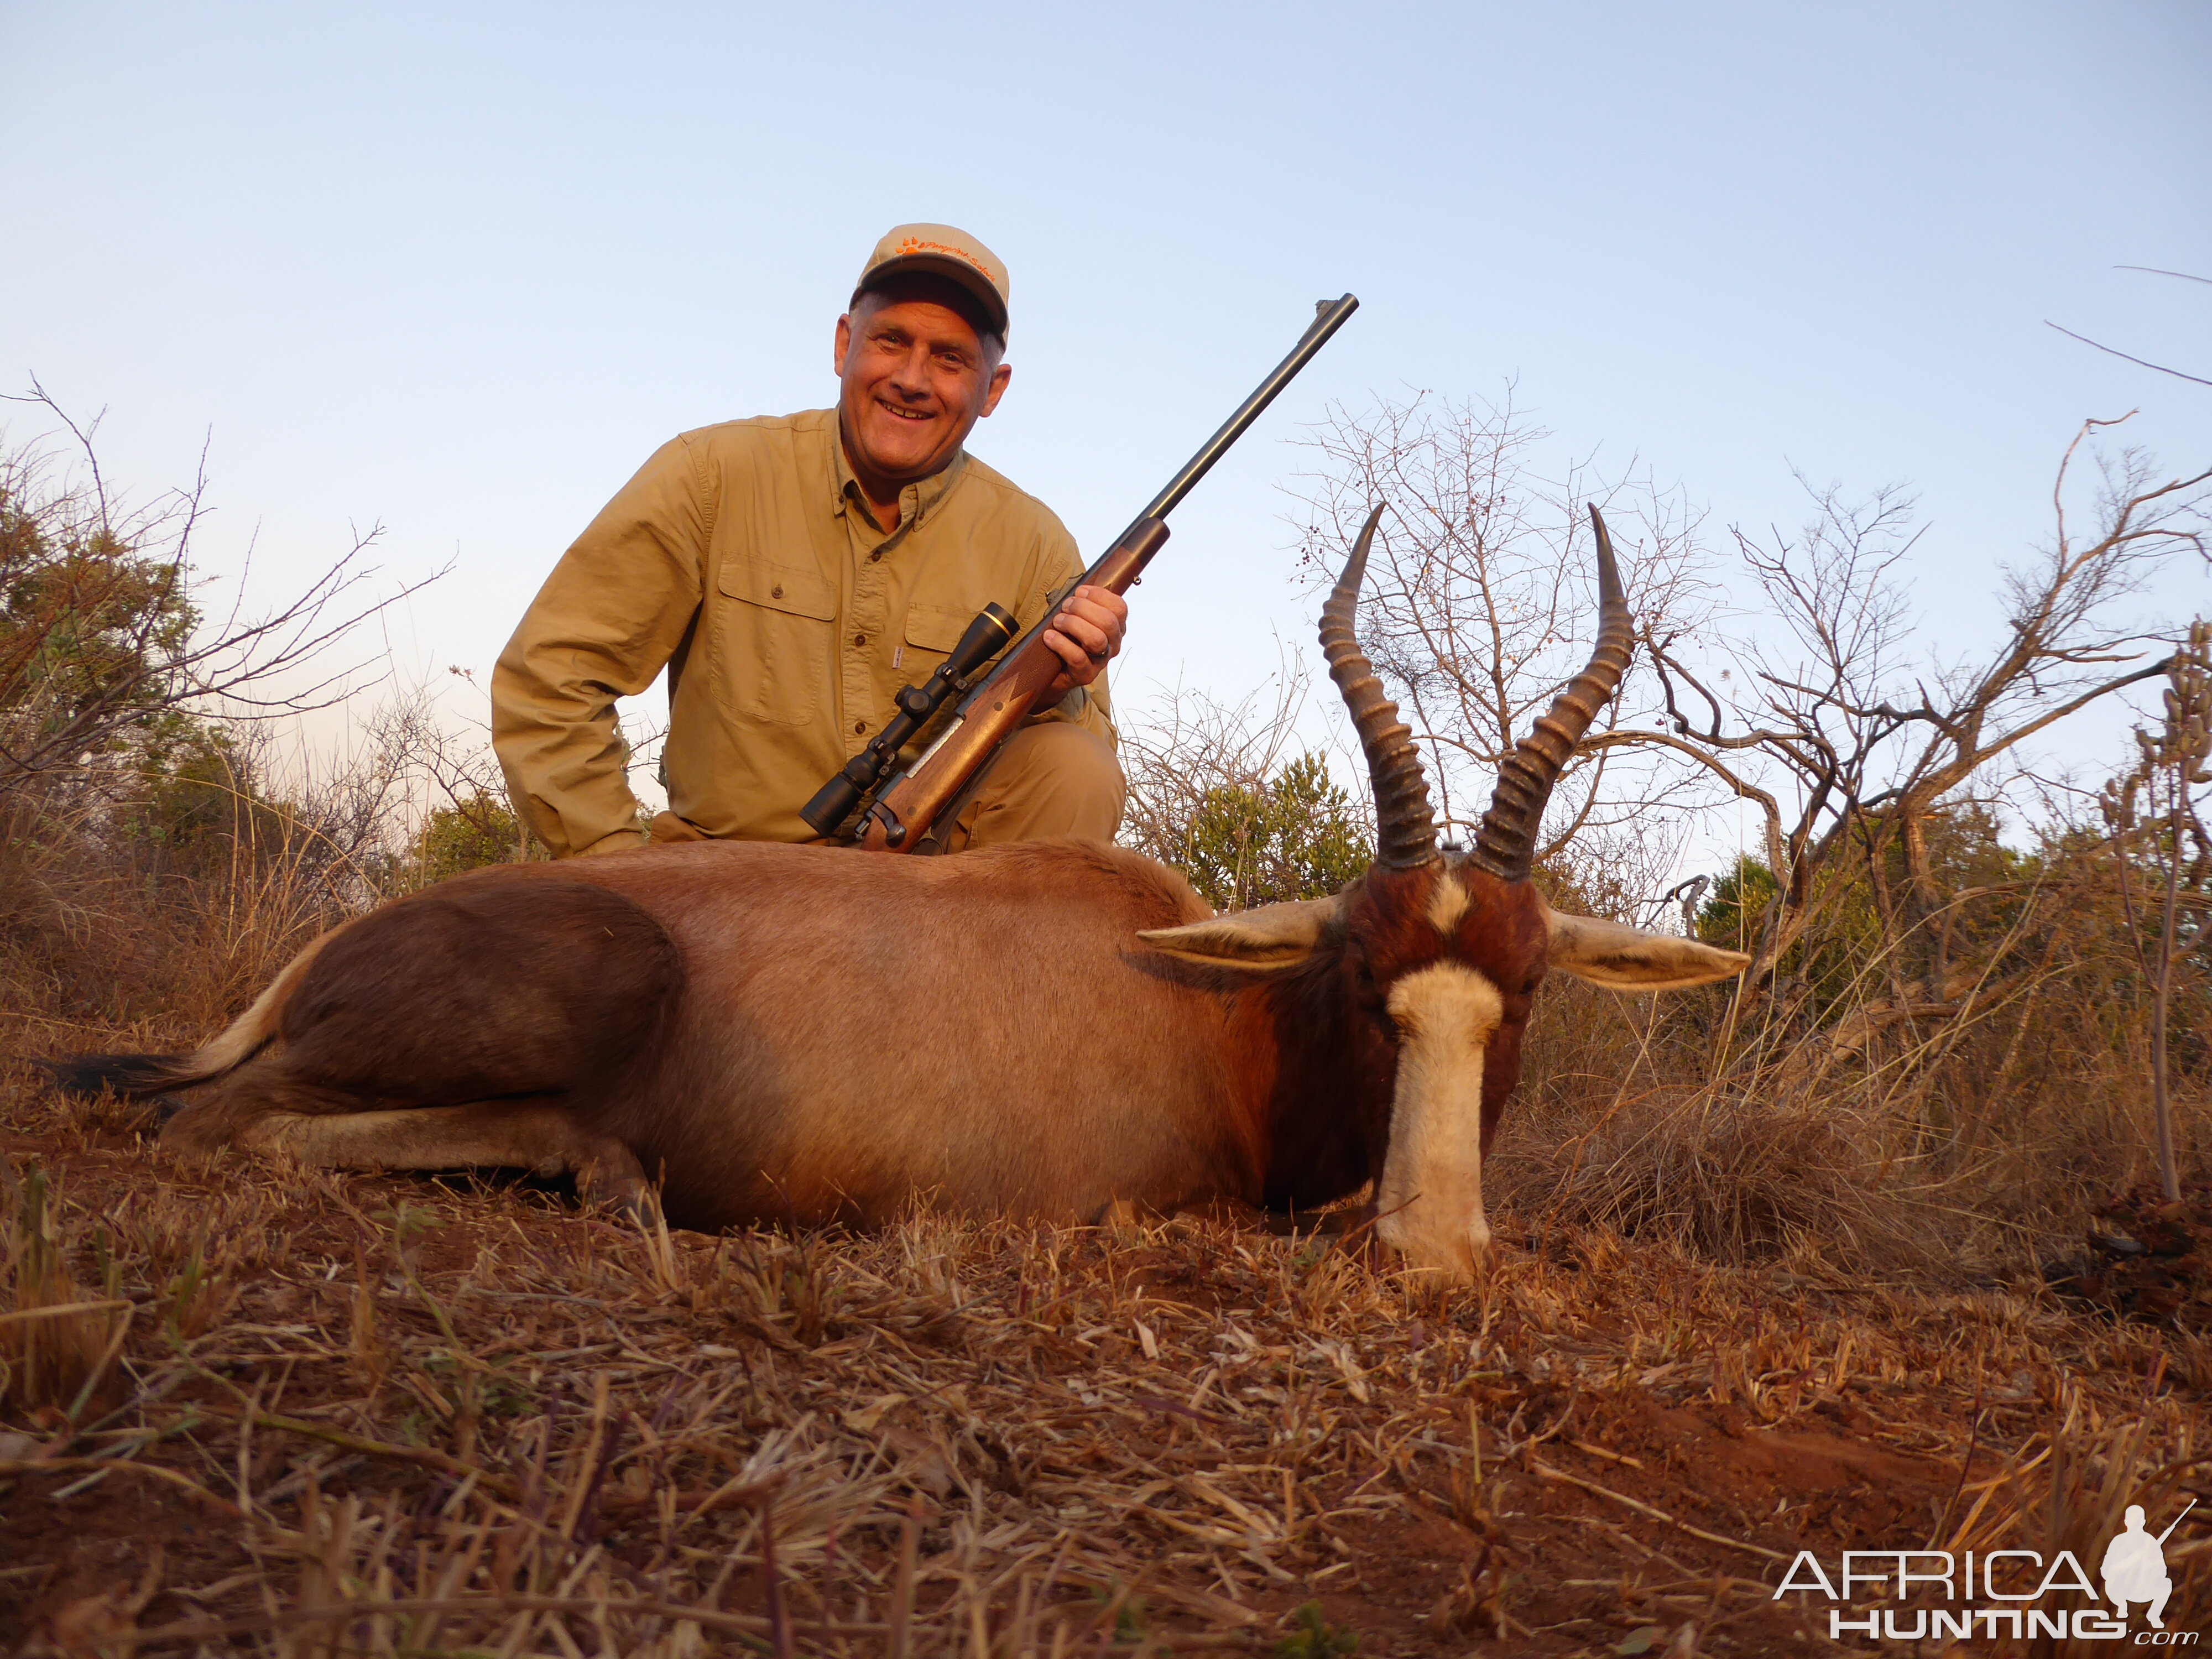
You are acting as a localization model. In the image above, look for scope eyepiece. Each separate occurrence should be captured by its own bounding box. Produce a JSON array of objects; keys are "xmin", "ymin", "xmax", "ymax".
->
[{"xmin": 945, "ymin": 603, "xmax": 1018, "ymax": 679}]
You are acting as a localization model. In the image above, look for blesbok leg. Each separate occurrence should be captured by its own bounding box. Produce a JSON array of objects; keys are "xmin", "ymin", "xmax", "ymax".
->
[
  {"xmin": 152, "ymin": 872, "xmax": 679, "ymax": 1186},
  {"xmin": 233, "ymin": 1102, "xmax": 657, "ymax": 1219}
]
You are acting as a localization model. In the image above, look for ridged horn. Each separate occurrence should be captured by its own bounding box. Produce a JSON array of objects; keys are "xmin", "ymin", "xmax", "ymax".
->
[
  {"xmin": 1469, "ymin": 504, "xmax": 1634, "ymax": 883},
  {"xmin": 1320, "ymin": 504, "xmax": 1438, "ymax": 871}
]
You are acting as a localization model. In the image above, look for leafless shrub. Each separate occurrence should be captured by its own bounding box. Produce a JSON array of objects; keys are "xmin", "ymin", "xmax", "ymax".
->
[
  {"xmin": 1595, "ymin": 424, "xmax": 2210, "ymax": 988},
  {"xmin": 1119, "ymin": 654, "xmax": 1325, "ymax": 858},
  {"xmin": 1, "ymin": 383, "xmax": 444, "ymax": 802},
  {"xmin": 2103, "ymin": 622, "xmax": 2212, "ymax": 1199},
  {"xmin": 1117, "ymin": 652, "xmax": 1379, "ymax": 907}
]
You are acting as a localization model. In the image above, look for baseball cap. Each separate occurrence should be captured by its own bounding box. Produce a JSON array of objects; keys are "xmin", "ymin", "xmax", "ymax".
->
[{"xmin": 853, "ymin": 223, "xmax": 1010, "ymax": 341}]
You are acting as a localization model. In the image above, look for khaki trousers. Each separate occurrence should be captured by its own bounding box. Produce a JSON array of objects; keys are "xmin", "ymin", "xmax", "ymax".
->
[
  {"xmin": 923, "ymin": 722, "xmax": 1126, "ymax": 853},
  {"xmin": 646, "ymin": 722, "xmax": 1124, "ymax": 854}
]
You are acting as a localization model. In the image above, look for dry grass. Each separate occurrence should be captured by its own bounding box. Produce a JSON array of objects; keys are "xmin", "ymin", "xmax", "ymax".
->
[
  {"xmin": 1496, "ymin": 1083, "xmax": 1935, "ymax": 1273},
  {"xmin": 1493, "ymin": 907, "xmax": 2212, "ymax": 1281},
  {"xmin": 0, "ymin": 785, "xmax": 345, "ymax": 1071}
]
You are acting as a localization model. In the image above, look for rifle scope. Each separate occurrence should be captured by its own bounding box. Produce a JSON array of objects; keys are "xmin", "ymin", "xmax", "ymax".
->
[{"xmin": 799, "ymin": 602, "xmax": 1018, "ymax": 836}]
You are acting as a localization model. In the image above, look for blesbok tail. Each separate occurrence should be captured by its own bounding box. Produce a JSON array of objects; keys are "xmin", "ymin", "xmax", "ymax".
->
[{"xmin": 43, "ymin": 924, "xmax": 345, "ymax": 1099}]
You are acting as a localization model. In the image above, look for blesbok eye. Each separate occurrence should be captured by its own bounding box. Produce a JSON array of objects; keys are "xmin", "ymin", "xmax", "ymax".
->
[{"xmin": 1522, "ymin": 975, "xmax": 1541, "ymax": 995}]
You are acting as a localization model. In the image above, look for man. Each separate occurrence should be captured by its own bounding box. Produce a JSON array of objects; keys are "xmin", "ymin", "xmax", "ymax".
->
[
  {"xmin": 2101, "ymin": 1504, "xmax": 2174, "ymax": 1629},
  {"xmin": 493, "ymin": 223, "xmax": 1128, "ymax": 857}
]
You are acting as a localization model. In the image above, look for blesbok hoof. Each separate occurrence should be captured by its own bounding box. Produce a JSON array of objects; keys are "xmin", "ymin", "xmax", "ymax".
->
[
  {"xmin": 571, "ymin": 1136, "xmax": 658, "ymax": 1227},
  {"xmin": 1376, "ymin": 1210, "xmax": 1490, "ymax": 1286},
  {"xmin": 1094, "ymin": 1197, "xmax": 1147, "ymax": 1240},
  {"xmin": 606, "ymin": 1181, "xmax": 667, "ymax": 1233}
]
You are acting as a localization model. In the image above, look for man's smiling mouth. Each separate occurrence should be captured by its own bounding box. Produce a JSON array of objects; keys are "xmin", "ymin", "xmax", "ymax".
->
[{"xmin": 876, "ymin": 400, "xmax": 935, "ymax": 422}]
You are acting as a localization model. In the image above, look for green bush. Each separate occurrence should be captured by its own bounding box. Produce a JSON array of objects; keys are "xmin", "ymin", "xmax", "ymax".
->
[
  {"xmin": 406, "ymin": 791, "xmax": 526, "ymax": 884},
  {"xmin": 1179, "ymin": 753, "xmax": 1369, "ymax": 911}
]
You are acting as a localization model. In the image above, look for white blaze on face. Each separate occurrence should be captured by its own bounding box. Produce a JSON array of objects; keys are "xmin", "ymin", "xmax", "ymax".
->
[
  {"xmin": 1425, "ymin": 869, "xmax": 1470, "ymax": 935},
  {"xmin": 1374, "ymin": 961, "xmax": 1504, "ymax": 1281}
]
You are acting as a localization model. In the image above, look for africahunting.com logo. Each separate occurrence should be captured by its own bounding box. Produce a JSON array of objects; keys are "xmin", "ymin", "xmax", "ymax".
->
[{"xmin": 1773, "ymin": 1501, "xmax": 2196, "ymax": 1643}]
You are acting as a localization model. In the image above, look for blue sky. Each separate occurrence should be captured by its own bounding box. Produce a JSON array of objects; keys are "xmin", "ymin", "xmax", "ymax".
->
[{"xmin": 3, "ymin": 2, "xmax": 2208, "ymax": 823}]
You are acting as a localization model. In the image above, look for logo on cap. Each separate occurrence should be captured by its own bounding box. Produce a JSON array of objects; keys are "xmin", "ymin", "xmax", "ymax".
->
[{"xmin": 895, "ymin": 236, "xmax": 993, "ymax": 282}]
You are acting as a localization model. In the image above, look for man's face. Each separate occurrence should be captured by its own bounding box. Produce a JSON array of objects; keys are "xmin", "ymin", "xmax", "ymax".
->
[{"xmin": 833, "ymin": 293, "xmax": 1010, "ymax": 488}]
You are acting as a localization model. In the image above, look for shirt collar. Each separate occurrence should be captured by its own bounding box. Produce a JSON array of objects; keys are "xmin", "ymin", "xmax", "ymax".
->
[{"xmin": 831, "ymin": 421, "xmax": 967, "ymax": 534}]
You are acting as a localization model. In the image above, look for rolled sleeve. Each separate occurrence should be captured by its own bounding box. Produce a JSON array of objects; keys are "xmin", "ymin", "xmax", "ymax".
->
[{"xmin": 493, "ymin": 436, "xmax": 710, "ymax": 857}]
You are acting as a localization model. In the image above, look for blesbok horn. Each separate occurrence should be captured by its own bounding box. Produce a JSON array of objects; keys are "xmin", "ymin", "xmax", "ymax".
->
[
  {"xmin": 1469, "ymin": 504, "xmax": 1634, "ymax": 883},
  {"xmin": 1320, "ymin": 505, "xmax": 1438, "ymax": 870}
]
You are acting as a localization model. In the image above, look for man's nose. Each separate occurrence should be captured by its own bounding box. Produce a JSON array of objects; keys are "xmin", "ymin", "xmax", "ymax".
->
[{"xmin": 886, "ymin": 346, "xmax": 933, "ymax": 399}]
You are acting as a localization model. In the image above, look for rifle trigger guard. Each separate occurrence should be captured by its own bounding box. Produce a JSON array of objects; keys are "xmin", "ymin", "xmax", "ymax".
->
[{"xmin": 866, "ymin": 802, "xmax": 908, "ymax": 848}]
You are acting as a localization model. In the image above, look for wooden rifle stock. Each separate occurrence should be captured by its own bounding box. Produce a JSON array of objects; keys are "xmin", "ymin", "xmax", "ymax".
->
[
  {"xmin": 844, "ymin": 292, "xmax": 1361, "ymax": 853},
  {"xmin": 855, "ymin": 518, "xmax": 1170, "ymax": 851}
]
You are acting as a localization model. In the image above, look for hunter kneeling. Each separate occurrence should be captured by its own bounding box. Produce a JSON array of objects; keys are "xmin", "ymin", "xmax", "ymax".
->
[{"xmin": 493, "ymin": 222, "xmax": 1127, "ymax": 855}]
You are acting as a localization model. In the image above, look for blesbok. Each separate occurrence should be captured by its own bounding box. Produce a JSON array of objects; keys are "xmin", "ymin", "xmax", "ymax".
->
[{"xmin": 53, "ymin": 508, "xmax": 1745, "ymax": 1280}]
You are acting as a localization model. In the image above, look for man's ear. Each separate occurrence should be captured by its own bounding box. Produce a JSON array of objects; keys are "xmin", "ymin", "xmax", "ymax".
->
[
  {"xmin": 978, "ymin": 359, "xmax": 1012, "ymax": 418},
  {"xmin": 1545, "ymin": 906, "xmax": 1751, "ymax": 991},
  {"xmin": 1138, "ymin": 896, "xmax": 1340, "ymax": 971},
  {"xmin": 833, "ymin": 313, "xmax": 853, "ymax": 377}
]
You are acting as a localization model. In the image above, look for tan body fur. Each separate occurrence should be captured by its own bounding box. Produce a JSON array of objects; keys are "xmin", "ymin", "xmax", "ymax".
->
[{"xmin": 598, "ymin": 838, "xmax": 1243, "ymax": 1225}]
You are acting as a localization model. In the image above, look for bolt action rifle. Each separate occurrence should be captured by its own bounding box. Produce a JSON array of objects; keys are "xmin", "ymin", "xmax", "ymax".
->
[{"xmin": 801, "ymin": 293, "xmax": 1360, "ymax": 851}]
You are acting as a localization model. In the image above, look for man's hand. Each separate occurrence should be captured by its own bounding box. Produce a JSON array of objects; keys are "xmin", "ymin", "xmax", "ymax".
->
[{"xmin": 1040, "ymin": 585, "xmax": 1127, "ymax": 701}]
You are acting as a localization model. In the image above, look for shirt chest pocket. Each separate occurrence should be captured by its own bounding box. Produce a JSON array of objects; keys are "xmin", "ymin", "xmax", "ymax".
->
[
  {"xmin": 901, "ymin": 599, "xmax": 1030, "ymax": 699},
  {"xmin": 713, "ymin": 559, "xmax": 837, "ymax": 726},
  {"xmin": 900, "ymin": 602, "xmax": 980, "ymax": 677}
]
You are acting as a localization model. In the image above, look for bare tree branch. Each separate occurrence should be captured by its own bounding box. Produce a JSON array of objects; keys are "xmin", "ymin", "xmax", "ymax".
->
[
  {"xmin": 1, "ymin": 386, "xmax": 449, "ymax": 796},
  {"xmin": 2043, "ymin": 321, "xmax": 2212, "ymax": 390}
]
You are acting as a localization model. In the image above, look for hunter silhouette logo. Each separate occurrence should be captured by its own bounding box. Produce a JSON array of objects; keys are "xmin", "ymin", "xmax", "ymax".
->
[
  {"xmin": 2104, "ymin": 1500, "xmax": 2192, "ymax": 1630},
  {"xmin": 1773, "ymin": 1499, "xmax": 2199, "ymax": 1642}
]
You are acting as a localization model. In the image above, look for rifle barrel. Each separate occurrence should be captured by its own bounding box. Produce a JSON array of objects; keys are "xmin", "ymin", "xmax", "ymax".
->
[
  {"xmin": 1128, "ymin": 293, "xmax": 1359, "ymax": 531},
  {"xmin": 2156, "ymin": 1497, "xmax": 2198, "ymax": 1545},
  {"xmin": 957, "ymin": 294, "xmax": 1358, "ymax": 702}
]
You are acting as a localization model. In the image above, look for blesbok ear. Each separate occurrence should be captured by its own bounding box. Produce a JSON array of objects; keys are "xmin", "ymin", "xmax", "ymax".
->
[
  {"xmin": 1136, "ymin": 896, "xmax": 1341, "ymax": 971},
  {"xmin": 1545, "ymin": 907, "xmax": 1751, "ymax": 991}
]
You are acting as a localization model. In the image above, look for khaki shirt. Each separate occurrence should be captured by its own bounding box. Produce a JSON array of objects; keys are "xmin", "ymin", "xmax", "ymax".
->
[{"xmin": 493, "ymin": 408, "xmax": 1114, "ymax": 857}]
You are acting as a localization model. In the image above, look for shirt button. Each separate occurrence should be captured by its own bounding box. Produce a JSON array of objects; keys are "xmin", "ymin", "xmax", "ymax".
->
[
  {"xmin": 853, "ymin": 633, "xmax": 867, "ymax": 646},
  {"xmin": 855, "ymin": 720, "xmax": 866, "ymax": 734},
  {"xmin": 869, "ymin": 550, "xmax": 882, "ymax": 562}
]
